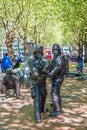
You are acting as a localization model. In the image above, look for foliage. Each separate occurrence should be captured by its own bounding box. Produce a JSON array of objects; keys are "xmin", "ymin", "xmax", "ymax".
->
[{"xmin": 0, "ymin": 0, "xmax": 87, "ymax": 52}]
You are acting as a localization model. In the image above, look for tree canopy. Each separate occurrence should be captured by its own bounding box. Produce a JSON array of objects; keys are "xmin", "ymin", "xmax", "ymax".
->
[{"xmin": 0, "ymin": 0, "xmax": 87, "ymax": 52}]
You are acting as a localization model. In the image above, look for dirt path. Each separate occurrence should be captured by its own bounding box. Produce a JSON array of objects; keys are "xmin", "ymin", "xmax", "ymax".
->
[{"xmin": 0, "ymin": 77, "xmax": 87, "ymax": 130}]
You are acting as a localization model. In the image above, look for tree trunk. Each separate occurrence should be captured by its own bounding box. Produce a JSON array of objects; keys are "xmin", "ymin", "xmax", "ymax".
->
[
  {"xmin": 5, "ymin": 34, "xmax": 14, "ymax": 60},
  {"xmin": 6, "ymin": 41, "xmax": 14, "ymax": 59},
  {"xmin": 84, "ymin": 43, "xmax": 87, "ymax": 62},
  {"xmin": 84, "ymin": 34, "xmax": 87, "ymax": 62}
]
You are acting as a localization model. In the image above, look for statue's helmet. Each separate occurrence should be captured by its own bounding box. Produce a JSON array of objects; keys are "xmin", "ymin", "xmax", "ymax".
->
[
  {"xmin": 34, "ymin": 45, "xmax": 43, "ymax": 58},
  {"xmin": 52, "ymin": 44, "xmax": 61, "ymax": 50},
  {"xmin": 52, "ymin": 43, "xmax": 61, "ymax": 56},
  {"xmin": 37, "ymin": 45, "xmax": 43, "ymax": 55}
]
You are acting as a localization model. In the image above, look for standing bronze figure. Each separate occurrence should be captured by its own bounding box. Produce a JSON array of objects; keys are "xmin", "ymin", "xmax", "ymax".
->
[
  {"xmin": 48, "ymin": 44, "xmax": 65, "ymax": 117},
  {"xmin": 28, "ymin": 45, "xmax": 49, "ymax": 123}
]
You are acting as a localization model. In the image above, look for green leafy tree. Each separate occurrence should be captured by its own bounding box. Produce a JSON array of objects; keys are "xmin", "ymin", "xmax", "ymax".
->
[{"xmin": 0, "ymin": 0, "xmax": 24, "ymax": 58}]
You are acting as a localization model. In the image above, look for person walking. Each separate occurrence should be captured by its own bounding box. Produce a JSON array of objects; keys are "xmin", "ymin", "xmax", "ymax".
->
[{"xmin": 77, "ymin": 53, "xmax": 83, "ymax": 73}]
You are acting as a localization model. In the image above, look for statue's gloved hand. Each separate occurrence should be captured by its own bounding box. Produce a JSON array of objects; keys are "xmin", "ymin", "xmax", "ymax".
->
[
  {"xmin": 42, "ymin": 68, "xmax": 46, "ymax": 74},
  {"xmin": 41, "ymin": 70, "xmax": 47, "ymax": 78},
  {"xmin": 41, "ymin": 74, "xmax": 46, "ymax": 78},
  {"xmin": 31, "ymin": 87, "xmax": 36, "ymax": 98},
  {"xmin": 47, "ymin": 72, "xmax": 53, "ymax": 78},
  {"xmin": 32, "ymin": 72, "xmax": 39, "ymax": 80}
]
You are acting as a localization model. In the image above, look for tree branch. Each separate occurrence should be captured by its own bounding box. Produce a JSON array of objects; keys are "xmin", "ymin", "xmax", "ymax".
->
[
  {"xmin": 0, "ymin": 16, "xmax": 6, "ymax": 28},
  {"xmin": 70, "ymin": 42, "xmax": 79, "ymax": 51}
]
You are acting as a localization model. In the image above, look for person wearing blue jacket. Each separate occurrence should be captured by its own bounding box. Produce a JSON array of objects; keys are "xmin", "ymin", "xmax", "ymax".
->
[
  {"xmin": 77, "ymin": 53, "xmax": 83, "ymax": 73},
  {"xmin": 2, "ymin": 53, "xmax": 13, "ymax": 72}
]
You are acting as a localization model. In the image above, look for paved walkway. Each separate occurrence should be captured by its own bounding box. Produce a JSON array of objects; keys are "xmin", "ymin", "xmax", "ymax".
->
[{"xmin": 0, "ymin": 77, "xmax": 87, "ymax": 130}]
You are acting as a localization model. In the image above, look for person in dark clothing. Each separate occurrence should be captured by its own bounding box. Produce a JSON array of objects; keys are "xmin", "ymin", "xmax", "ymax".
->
[
  {"xmin": 13, "ymin": 56, "xmax": 22, "ymax": 69},
  {"xmin": 0, "ymin": 58, "xmax": 2, "ymax": 73},
  {"xmin": 77, "ymin": 53, "xmax": 83, "ymax": 72}
]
